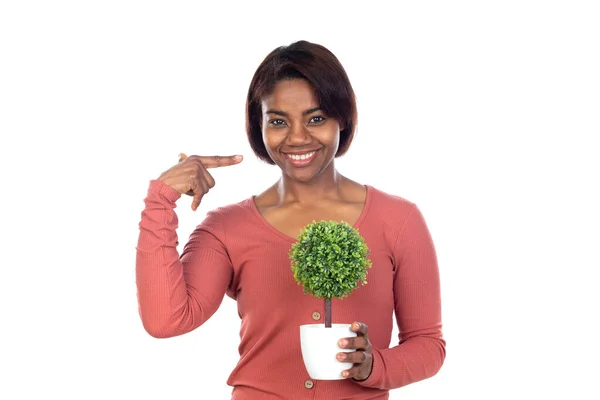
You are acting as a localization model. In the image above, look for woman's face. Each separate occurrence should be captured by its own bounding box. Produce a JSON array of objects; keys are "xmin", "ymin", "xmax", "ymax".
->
[{"xmin": 261, "ymin": 79, "xmax": 341, "ymax": 183}]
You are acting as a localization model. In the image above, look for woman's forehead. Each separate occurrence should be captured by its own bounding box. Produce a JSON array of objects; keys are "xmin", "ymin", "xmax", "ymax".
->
[{"xmin": 261, "ymin": 79, "xmax": 318, "ymax": 112}]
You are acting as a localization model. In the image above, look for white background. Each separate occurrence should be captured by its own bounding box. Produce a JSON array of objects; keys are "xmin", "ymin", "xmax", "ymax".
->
[{"xmin": 1, "ymin": 1, "xmax": 599, "ymax": 399}]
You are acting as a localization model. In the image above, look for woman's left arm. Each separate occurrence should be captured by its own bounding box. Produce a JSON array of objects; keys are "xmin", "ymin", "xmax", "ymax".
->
[{"xmin": 342, "ymin": 204, "xmax": 446, "ymax": 389}]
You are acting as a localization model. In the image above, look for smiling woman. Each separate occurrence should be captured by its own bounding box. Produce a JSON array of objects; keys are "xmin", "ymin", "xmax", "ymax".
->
[
  {"xmin": 136, "ymin": 40, "xmax": 445, "ymax": 400},
  {"xmin": 261, "ymin": 79, "xmax": 341, "ymax": 182},
  {"xmin": 245, "ymin": 40, "xmax": 357, "ymax": 167}
]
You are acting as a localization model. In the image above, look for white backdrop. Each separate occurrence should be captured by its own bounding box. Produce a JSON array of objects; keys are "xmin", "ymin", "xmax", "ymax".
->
[{"xmin": 1, "ymin": 1, "xmax": 599, "ymax": 399}]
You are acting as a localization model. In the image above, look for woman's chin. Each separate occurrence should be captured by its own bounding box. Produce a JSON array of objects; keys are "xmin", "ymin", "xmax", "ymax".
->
[{"xmin": 286, "ymin": 171, "xmax": 316, "ymax": 183}]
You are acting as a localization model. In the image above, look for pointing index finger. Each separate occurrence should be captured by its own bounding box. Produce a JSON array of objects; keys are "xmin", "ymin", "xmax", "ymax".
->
[{"xmin": 200, "ymin": 155, "xmax": 243, "ymax": 169}]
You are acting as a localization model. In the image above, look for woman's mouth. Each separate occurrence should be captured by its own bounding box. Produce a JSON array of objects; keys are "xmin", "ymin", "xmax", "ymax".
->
[{"xmin": 283, "ymin": 150, "xmax": 319, "ymax": 166}]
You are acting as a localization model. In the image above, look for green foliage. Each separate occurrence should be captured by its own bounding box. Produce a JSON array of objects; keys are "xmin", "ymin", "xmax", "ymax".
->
[{"xmin": 289, "ymin": 220, "xmax": 372, "ymax": 300}]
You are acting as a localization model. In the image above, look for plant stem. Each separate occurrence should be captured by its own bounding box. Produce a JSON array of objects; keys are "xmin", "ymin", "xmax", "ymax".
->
[{"xmin": 325, "ymin": 298, "xmax": 332, "ymax": 328}]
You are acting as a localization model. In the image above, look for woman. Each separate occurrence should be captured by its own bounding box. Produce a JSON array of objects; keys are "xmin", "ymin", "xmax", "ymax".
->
[{"xmin": 136, "ymin": 40, "xmax": 445, "ymax": 399}]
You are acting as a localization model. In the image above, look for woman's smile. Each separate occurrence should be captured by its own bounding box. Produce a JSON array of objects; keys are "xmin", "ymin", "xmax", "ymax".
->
[{"xmin": 282, "ymin": 149, "xmax": 320, "ymax": 167}]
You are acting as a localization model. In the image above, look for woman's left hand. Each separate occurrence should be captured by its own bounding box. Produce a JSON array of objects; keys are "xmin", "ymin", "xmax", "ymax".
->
[{"xmin": 337, "ymin": 321, "xmax": 373, "ymax": 381}]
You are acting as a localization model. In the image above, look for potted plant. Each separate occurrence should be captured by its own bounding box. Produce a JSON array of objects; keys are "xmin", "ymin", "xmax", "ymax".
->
[{"xmin": 290, "ymin": 220, "xmax": 372, "ymax": 380}]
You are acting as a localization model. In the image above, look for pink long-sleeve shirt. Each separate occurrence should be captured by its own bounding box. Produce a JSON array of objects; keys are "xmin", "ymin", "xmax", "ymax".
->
[{"xmin": 136, "ymin": 180, "xmax": 445, "ymax": 399}]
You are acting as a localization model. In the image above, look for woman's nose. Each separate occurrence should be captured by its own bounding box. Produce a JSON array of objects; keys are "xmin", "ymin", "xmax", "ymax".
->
[{"xmin": 287, "ymin": 123, "xmax": 311, "ymax": 143}]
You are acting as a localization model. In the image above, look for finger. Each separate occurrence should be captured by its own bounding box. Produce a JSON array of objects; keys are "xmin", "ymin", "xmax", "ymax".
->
[
  {"xmin": 191, "ymin": 189, "xmax": 205, "ymax": 211},
  {"xmin": 190, "ymin": 181, "xmax": 208, "ymax": 211},
  {"xmin": 339, "ymin": 336, "xmax": 369, "ymax": 350},
  {"xmin": 182, "ymin": 177, "xmax": 202, "ymax": 197},
  {"xmin": 199, "ymin": 155, "xmax": 243, "ymax": 169},
  {"xmin": 192, "ymin": 170, "xmax": 214, "ymax": 210},
  {"xmin": 342, "ymin": 364, "xmax": 371, "ymax": 381},
  {"xmin": 351, "ymin": 321, "xmax": 369, "ymax": 336},
  {"xmin": 201, "ymin": 167, "xmax": 216, "ymax": 189},
  {"xmin": 178, "ymin": 153, "xmax": 188, "ymax": 163},
  {"xmin": 337, "ymin": 350, "xmax": 368, "ymax": 364}
]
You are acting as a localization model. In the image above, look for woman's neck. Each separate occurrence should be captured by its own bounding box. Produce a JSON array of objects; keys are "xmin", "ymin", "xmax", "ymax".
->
[{"xmin": 275, "ymin": 169, "xmax": 346, "ymax": 206}]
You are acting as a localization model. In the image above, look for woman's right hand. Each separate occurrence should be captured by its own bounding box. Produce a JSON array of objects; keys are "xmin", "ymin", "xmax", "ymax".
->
[{"xmin": 158, "ymin": 153, "xmax": 243, "ymax": 211}]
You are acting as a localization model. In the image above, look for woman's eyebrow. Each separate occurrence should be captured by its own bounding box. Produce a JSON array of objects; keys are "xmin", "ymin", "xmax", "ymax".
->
[
  {"xmin": 265, "ymin": 107, "xmax": 323, "ymax": 117},
  {"xmin": 302, "ymin": 106, "xmax": 323, "ymax": 115}
]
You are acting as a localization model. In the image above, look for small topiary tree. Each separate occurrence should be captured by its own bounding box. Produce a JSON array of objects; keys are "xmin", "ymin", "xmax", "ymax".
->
[{"xmin": 290, "ymin": 220, "xmax": 372, "ymax": 328}]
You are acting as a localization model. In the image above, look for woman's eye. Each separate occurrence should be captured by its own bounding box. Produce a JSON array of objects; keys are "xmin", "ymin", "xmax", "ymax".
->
[
  {"xmin": 309, "ymin": 116, "xmax": 326, "ymax": 124},
  {"xmin": 269, "ymin": 119, "xmax": 286, "ymax": 126}
]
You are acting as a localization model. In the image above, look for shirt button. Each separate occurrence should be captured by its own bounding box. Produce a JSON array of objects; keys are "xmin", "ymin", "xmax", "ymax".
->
[
  {"xmin": 312, "ymin": 311, "xmax": 321, "ymax": 320},
  {"xmin": 304, "ymin": 380, "xmax": 314, "ymax": 389}
]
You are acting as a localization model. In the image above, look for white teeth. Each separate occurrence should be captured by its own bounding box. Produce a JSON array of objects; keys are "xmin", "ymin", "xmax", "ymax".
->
[{"xmin": 288, "ymin": 151, "xmax": 315, "ymax": 161}]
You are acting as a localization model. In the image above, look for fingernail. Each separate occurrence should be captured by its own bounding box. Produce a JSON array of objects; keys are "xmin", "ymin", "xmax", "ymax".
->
[
  {"xmin": 342, "ymin": 371, "xmax": 349, "ymax": 378},
  {"xmin": 337, "ymin": 354, "xmax": 346, "ymax": 361},
  {"xmin": 339, "ymin": 340, "xmax": 347, "ymax": 347},
  {"xmin": 234, "ymin": 155, "xmax": 243, "ymax": 161}
]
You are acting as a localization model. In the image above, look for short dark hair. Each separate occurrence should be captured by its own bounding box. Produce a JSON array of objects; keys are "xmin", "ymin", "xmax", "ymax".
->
[{"xmin": 246, "ymin": 40, "xmax": 358, "ymax": 164}]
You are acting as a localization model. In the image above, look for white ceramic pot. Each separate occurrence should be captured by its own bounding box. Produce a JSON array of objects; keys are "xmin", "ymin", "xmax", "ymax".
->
[{"xmin": 299, "ymin": 323, "xmax": 357, "ymax": 380}]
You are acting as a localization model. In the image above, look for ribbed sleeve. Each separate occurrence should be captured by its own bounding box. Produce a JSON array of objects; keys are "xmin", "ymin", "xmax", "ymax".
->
[
  {"xmin": 354, "ymin": 204, "xmax": 446, "ymax": 389},
  {"xmin": 135, "ymin": 180, "xmax": 233, "ymax": 338}
]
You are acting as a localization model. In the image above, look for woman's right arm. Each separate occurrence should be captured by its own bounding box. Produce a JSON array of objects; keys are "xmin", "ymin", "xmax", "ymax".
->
[{"xmin": 135, "ymin": 153, "xmax": 243, "ymax": 338}]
